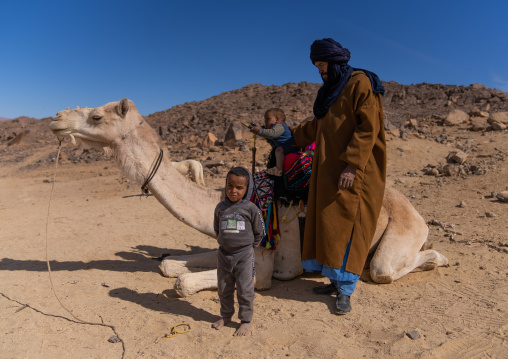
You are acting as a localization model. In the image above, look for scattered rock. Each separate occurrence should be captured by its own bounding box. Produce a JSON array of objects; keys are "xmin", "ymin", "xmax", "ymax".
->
[
  {"xmin": 423, "ymin": 167, "xmax": 439, "ymax": 176},
  {"xmin": 447, "ymin": 151, "xmax": 468, "ymax": 164},
  {"xmin": 441, "ymin": 163, "xmax": 459, "ymax": 177},
  {"xmin": 387, "ymin": 128, "xmax": 401, "ymax": 138},
  {"xmin": 384, "ymin": 121, "xmax": 397, "ymax": 131},
  {"xmin": 457, "ymin": 201, "xmax": 466, "ymax": 208},
  {"xmin": 400, "ymin": 130, "xmax": 412, "ymax": 140},
  {"xmin": 406, "ymin": 330, "xmax": 420, "ymax": 340},
  {"xmin": 107, "ymin": 336, "xmax": 121, "ymax": 343},
  {"xmin": 485, "ymin": 211, "xmax": 497, "ymax": 218},
  {"xmin": 496, "ymin": 191, "xmax": 508, "ymax": 203}
]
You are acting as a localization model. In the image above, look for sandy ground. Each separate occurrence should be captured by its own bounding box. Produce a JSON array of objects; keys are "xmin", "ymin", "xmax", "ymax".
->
[{"xmin": 1, "ymin": 125, "xmax": 507, "ymax": 359}]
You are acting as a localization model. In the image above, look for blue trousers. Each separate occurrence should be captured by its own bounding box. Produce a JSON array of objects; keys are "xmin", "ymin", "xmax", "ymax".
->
[{"xmin": 302, "ymin": 239, "xmax": 360, "ymax": 296}]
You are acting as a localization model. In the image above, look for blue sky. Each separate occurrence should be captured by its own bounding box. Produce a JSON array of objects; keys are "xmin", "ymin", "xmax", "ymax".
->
[{"xmin": 1, "ymin": 0, "xmax": 507, "ymax": 119}]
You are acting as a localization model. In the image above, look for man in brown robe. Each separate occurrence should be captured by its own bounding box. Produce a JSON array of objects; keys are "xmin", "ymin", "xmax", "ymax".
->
[{"xmin": 292, "ymin": 38, "xmax": 386, "ymax": 314}]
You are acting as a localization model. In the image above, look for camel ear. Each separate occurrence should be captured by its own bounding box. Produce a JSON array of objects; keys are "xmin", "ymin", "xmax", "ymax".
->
[{"xmin": 117, "ymin": 98, "xmax": 130, "ymax": 117}]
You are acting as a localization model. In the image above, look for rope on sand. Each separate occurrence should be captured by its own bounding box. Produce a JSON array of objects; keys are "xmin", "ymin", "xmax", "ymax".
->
[
  {"xmin": 154, "ymin": 323, "xmax": 191, "ymax": 343},
  {"xmin": 45, "ymin": 140, "xmax": 126, "ymax": 359}
]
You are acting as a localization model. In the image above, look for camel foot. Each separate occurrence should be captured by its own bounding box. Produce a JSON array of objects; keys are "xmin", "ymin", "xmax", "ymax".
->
[
  {"xmin": 233, "ymin": 321, "xmax": 252, "ymax": 336},
  {"xmin": 212, "ymin": 317, "xmax": 231, "ymax": 330}
]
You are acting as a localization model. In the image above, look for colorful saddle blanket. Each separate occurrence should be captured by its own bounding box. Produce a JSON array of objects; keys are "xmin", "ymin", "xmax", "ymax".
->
[
  {"xmin": 250, "ymin": 144, "xmax": 314, "ymax": 250},
  {"xmin": 283, "ymin": 143, "xmax": 315, "ymax": 190},
  {"xmin": 251, "ymin": 170, "xmax": 279, "ymax": 249}
]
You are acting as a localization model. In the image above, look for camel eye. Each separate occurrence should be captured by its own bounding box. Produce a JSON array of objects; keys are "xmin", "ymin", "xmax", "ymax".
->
[{"xmin": 92, "ymin": 115, "xmax": 102, "ymax": 122}]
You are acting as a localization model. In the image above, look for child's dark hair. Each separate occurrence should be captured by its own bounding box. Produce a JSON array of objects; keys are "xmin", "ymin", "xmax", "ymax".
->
[
  {"xmin": 227, "ymin": 166, "xmax": 250, "ymax": 181},
  {"xmin": 264, "ymin": 108, "xmax": 286, "ymax": 123}
]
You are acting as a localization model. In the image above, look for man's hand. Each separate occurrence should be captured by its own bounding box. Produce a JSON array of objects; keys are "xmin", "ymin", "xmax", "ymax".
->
[{"xmin": 339, "ymin": 164, "xmax": 356, "ymax": 189}]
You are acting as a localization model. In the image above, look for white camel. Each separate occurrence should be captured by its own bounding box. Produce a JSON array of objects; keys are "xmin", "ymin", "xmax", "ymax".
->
[
  {"xmin": 172, "ymin": 160, "xmax": 205, "ymax": 186},
  {"xmin": 50, "ymin": 98, "xmax": 449, "ymax": 297}
]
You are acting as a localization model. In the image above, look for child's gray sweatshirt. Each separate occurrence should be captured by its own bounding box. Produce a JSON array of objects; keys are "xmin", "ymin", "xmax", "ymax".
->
[{"xmin": 214, "ymin": 199, "xmax": 265, "ymax": 254}]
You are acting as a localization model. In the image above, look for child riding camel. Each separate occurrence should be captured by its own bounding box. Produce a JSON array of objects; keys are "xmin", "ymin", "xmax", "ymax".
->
[{"xmin": 250, "ymin": 108, "xmax": 299, "ymax": 176}]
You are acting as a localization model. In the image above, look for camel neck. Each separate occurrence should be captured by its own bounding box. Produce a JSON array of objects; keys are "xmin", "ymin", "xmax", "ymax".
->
[
  {"xmin": 112, "ymin": 124, "xmax": 220, "ymax": 238},
  {"xmin": 146, "ymin": 158, "xmax": 220, "ymax": 237}
]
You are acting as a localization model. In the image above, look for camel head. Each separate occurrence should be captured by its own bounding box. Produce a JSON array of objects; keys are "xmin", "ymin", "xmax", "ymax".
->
[{"xmin": 50, "ymin": 98, "xmax": 144, "ymax": 150}]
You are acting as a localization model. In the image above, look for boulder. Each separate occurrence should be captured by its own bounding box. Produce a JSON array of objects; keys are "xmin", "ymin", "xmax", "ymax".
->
[
  {"xmin": 202, "ymin": 132, "xmax": 218, "ymax": 149},
  {"xmin": 489, "ymin": 112, "xmax": 508, "ymax": 125},
  {"xmin": 491, "ymin": 122, "xmax": 507, "ymax": 131},
  {"xmin": 470, "ymin": 117, "xmax": 489, "ymax": 131},
  {"xmin": 444, "ymin": 109, "xmax": 469, "ymax": 126},
  {"xmin": 224, "ymin": 123, "xmax": 244, "ymax": 146}
]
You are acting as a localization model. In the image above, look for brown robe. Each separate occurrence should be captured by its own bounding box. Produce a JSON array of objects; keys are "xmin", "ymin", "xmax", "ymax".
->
[{"xmin": 292, "ymin": 71, "xmax": 386, "ymax": 275}]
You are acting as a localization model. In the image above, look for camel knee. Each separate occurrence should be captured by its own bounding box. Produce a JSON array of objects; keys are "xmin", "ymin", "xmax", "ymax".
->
[
  {"xmin": 416, "ymin": 250, "xmax": 449, "ymax": 271},
  {"xmin": 174, "ymin": 270, "xmax": 218, "ymax": 297},
  {"xmin": 369, "ymin": 266, "xmax": 395, "ymax": 284},
  {"xmin": 159, "ymin": 259, "xmax": 191, "ymax": 278},
  {"xmin": 174, "ymin": 274, "xmax": 198, "ymax": 297}
]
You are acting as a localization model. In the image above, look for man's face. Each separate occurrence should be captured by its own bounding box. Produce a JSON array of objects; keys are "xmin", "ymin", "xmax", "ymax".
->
[{"xmin": 314, "ymin": 61, "xmax": 328, "ymax": 82}]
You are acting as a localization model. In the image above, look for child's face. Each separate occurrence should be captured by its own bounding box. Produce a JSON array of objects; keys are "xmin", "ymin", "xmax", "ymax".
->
[
  {"xmin": 264, "ymin": 113, "xmax": 278, "ymax": 128},
  {"xmin": 226, "ymin": 174, "xmax": 248, "ymax": 203}
]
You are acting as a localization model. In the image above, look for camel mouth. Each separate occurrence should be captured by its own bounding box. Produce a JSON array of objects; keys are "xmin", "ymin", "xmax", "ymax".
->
[{"xmin": 49, "ymin": 125, "xmax": 74, "ymax": 138}]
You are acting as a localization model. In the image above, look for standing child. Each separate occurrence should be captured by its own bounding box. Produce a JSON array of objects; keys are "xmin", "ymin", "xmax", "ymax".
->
[
  {"xmin": 212, "ymin": 167, "xmax": 265, "ymax": 336},
  {"xmin": 250, "ymin": 108, "xmax": 299, "ymax": 176}
]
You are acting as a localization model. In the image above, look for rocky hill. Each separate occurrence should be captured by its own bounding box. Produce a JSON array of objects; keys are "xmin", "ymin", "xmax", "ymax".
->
[
  {"xmin": 145, "ymin": 81, "xmax": 508, "ymax": 145},
  {"xmin": 0, "ymin": 81, "xmax": 507, "ymax": 166}
]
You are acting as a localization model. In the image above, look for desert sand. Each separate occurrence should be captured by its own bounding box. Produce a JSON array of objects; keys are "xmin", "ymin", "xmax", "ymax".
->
[{"xmin": 1, "ymin": 87, "xmax": 507, "ymax": 358}]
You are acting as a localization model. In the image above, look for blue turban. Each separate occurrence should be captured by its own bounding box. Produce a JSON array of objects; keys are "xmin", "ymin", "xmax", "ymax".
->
[
  {"xmin": 310, "ymin": 38, "xmax": 351, "ymax": 64},
  {"xmin": 310, "ymin": 38, "xmax": 385, "ymax": 119}
]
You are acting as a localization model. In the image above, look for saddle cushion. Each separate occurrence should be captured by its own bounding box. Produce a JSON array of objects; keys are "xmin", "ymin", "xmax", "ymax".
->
[{"xmin": 283, "ymin": 143, "xmax": 315, "ymax": 190}]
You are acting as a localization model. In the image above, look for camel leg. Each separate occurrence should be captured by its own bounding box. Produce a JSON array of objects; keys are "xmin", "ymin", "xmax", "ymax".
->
[
  {"xmin": 196, "ymin": 162, "xmax": 205, "ymax": 186},
  {"xmin": 369, "ymin": 191, "xmax": 448, "ymax": 283},
  {"xmin": 159, "ymin": 250, "xmax": 218, "ymax": 277},
  {"xmin": 370, "ymin": 224, "xmax": 448, "ymax": 284},
  {"xmin": 175, "ymin": 269, "xmax": 218, "ymax": 297},
  {"xmin": 174, "ymin": 248, "xmax": 275, "ymax": 296}
]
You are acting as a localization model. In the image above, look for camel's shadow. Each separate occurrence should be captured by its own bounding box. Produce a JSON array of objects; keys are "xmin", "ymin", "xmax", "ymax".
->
[
  {"xmin": 1, "ymin": 244, "xmax": 341, "ymax": 319},
  {"xmin": 0, "ymin": 244, "xmax": 214, "ymax": 274}
]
